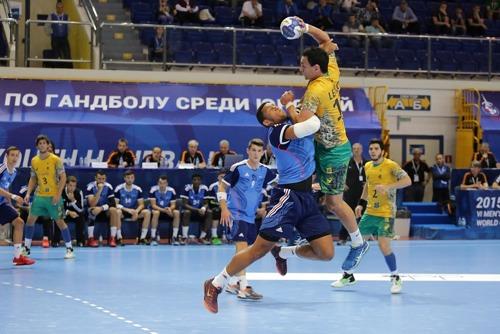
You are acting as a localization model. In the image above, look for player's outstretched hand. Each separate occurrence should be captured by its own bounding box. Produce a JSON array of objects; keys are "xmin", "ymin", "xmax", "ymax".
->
[
  {"xmin": 354, "ymin": 205, "xmax": 363, "ymax": 218},
  {"xmin": 291, "ymin": 16, "xmax": 307, "ymax": 33},
  {"xmin": 13, "ymin": 195, "xmax": 24, "ymax": 206},
  {"xmin": 280, "ymin": 90, "xmax": 294, "ymax": 107},
  {"xmin": 24, "ymin": 194, "xmax": 30, "ymax": 205},
  {"xmin": 220, "ymin": 208, "xmax": 233, "ymax": 228}
]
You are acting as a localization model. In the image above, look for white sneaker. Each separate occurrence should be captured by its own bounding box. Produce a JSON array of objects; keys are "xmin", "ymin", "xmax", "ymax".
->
[
  {"xmin": 64, "ymin": 248, "xmax": 75, "ymax": 259},
  {"xmin": 225, "ymin": 283, "xmax": 240, "ymax": 295},
  {"xmin": 331, "ymin": 272, "xmax": 356, "ymax": 288},
  {"xmin": 390, "ymin": 275, "xmax": 402, "ymax": 294},
  {"xmin": 151, "ymin": 240, "xmax": 158, "ymax": 246}
]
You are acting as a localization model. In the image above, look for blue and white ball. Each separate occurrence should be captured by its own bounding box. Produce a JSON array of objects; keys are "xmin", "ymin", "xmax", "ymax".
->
[{"xmin": 280, "ymin": 17, "xmax": 303, "ymax": 40}]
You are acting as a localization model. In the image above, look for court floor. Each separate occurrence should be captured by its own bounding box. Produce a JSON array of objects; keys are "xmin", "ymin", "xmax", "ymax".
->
[{"xmin": 1, "ymin": 240, "xmax": 499, "ymax": 334}]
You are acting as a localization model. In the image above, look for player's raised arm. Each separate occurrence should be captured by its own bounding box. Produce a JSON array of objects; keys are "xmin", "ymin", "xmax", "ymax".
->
[{"xmin": 294, "ymin": 17, "xmax": 338, "ymax": 54}]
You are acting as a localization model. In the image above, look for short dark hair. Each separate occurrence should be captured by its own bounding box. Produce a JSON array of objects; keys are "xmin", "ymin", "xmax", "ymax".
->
[
  {"xmin": 192, "ymin": 173, "xmax": 202, "ymax": 180},
  {"xmin": 67, "ymin": 175, "xmax": 77, "ymax": 184},
  {"xmin": 302, "ymin": 47, "xmax": 329, "ymax": 73},
  {"xmin": 35, "ymin": 134, "xmax": 50, "ymax": 146},
  {"xmin": 96, "ymin": 170, "xmax": 106, "ymax": 177},
  {"xmin": 369, "ymin": 138, "xmax": 385, "ymax": 150},
  {"xmin": 6, "ymin": 146, "xmax": 19, "ymax": 155},
  {"xmin": 159, "ymin": 175, "xmax": 168, "ymax": 182},
  {"xmin": 124, "ymin": 170, "xmax": 135, "ymax": 177},
  {"xmin": 248, "ymin": 138, "xmax": 265, "ymax": 149},
  {"xmin": 256, "ymin": 102, "xmax": 268, "ymax": 126},
  {"xmin": 118, "ymin": 138, "xmax": 128, "ymax": 145}
]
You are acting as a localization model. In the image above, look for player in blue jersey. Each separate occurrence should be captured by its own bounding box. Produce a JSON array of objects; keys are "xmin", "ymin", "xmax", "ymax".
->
[
  {"xmin": 0, "ymin": 147, "xmax": 35, "ymax": 266},
  {"xmin": 149, "ymin": 175, "xmax": 180, "ymax": 246},
  {"xmin": 203, "ymin": 101, "xmax": 335, "ymax": 313},
  {"xmin": 86, "ymin": 170, "xmax": 120, "ymax": 247},
  {"xmin": 115, "ymin": 170, "xmax": 152, "ymax": 245},
  {"xmin": 180, "ymin": 174, "xmax": 212, "ymax": 244},
  {"xmin": 217, "ymin": 138, "xmax": 277, "ymax": 300}
]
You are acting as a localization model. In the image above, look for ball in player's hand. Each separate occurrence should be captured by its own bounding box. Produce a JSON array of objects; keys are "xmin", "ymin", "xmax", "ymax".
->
[{"xmin": 280, "ymin": 17, "xmax": 304, "ymax": 40}]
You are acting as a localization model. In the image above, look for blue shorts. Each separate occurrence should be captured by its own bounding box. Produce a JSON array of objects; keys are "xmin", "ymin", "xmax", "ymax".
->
[
  {"xmin": 0, "ymin": 203, "xmax": 20, "ymax": 225},
  {"xmin": 259, "ymin": 188, "xmax": 331, "ymax": 242},
  {"xmin": 230, "ymin": 220, "xmax": 257, "ymax": 244}
]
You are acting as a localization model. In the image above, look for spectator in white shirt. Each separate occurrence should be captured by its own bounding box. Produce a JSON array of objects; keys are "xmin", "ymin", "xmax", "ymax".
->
[
  {"xmin": 175, "ymin": 0, "xmax": 199, "ymax": 24},
  {"xmin": 240, "ymin": 0, "xmax": 263, "ymax": 27}
]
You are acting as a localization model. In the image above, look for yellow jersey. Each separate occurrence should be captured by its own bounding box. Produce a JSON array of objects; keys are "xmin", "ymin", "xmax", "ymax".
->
[
  {"xmin": 301, "ymin": 53, "xmax": 348, "ymax": 149},
  {"xmin": 365, "ymin": 158, "xmax": 407, "ymax": 218},
  {"xmin": 30, "ymin": 153, "xmax": 65, "ymax": 197}
]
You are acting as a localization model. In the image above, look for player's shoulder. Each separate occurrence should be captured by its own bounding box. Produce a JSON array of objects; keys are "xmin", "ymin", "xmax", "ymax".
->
[
  {"xmin": 86, "ymin": 181, "xmax": 96, "ymax": 191},
  {"xmin": 200, "ymin": 184, "xmax": 209, "ymax": 191},
  {"xmin": 115, "ymin": 183, "xmax": 126, "ymax": 191},
  {"xmin": 132, "ymin": 184, "xmax": 143, "ymax": 192},
  {"xmin": 230, "ymin": 159, "xmax": 247, "ymax": 172},
  {"xmin": 364, "ymin": 161, "xmax": 373, "ymax": 169},
  {"xmin": 384, "ymin": 158, "xmax": 401, "ymax": 168},
  {"xmin": 208, "ymin": 181, "xmax": 218, "ymax": 191},
  {"xmin": 0, "ymin": 163, "xmax": 6, "ymax": 175},
  {"xmin": 50, "ymin": 153, "xmax": 62, "ymax": 162},
  {"xmin": 150, "ymin": 185, "xmax": 159, "ymax": 193},
  {"xmin": 104, "ymin": 182, "xmax": 114, "ymax": 190},
  {"xmin": 166, "ymin": 186, "xmax": 176, "ymax": 194},
  {"xmin": 184, "ymin": 183, "xmax": 193, "ymax": 191}
]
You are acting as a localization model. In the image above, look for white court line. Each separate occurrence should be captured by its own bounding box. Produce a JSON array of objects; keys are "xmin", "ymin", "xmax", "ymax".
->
[
  {"xmin": 246, "ymin": 273, "xmax": 500, "ymax": 282},
  {"xmin": 1, "ymin": 281, "xmax": 159, "ymax": 334}
]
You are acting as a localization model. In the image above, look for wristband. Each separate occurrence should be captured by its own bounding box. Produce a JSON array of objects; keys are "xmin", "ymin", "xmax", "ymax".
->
[
  {"xmin": 102, "ymin": 204, "xmax": 109, "ymax": 211},
  {"xmin": 304, "ymin": 24, "xmax": 310, "ymax": 33},
  {"xmin": 358, "ymin": 199, "xmax": 367, "ymax": 208},
  {"xmin": 216, "ymin": 192, "xmax": 227, "ymax": 201},
  {"xmin": 285, "ymin": 102, "xmax": 294, "ymax": 109},
  {"xmin": 116, "ymin": 204, "xmax": 123, "ymax": 209},
  {"xmin": 10, "ymin": 194, "xmax": 18, "ymax": 201}
]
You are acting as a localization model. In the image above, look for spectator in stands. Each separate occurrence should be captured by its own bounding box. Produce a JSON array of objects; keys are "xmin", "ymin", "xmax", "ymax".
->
[
  {"xmin": 143, "ymin": 146, "xmax": 165, "ymax": 167},
  {"xmin": 211, "ymin": 140, "xmax": 236, "ymax": 168},
  {"xmin": 312, "ymin": 0, "xmax": 334, "ymax": 30},
  {"xmin": 341, "ymin": 0, "xmax": 360, "ymax": 14},
  {"xmin": 357, "ymin": 0, "xmax": 380, "ymax": 27},
  {"xmin": 86, "ymin": 170, "xmax": 120, "ymax": 247},
  {"xmin": 180, "ymin": 139, "xmax": 206, "ymax": 168},
  {"xmin": 339, "ymin": 143, "xmax": 366, "ymax": 245},
  {"xmin": 276, "ymin": 0, "xmax": 299, "ymax": 24},
  {"xmin": 460, "ymin": 162, "xmax": 489, "ymax": 190},
  {"xmin": 239, "ymin": 0, "xmax": 263, "ymax": 27},
  {"xmin": 432, "ymin": 1, "xmax": 451, "ymax": 35},
  {"xmin": 403, "ymin": 148, "xmax": 430, "ymax": 202},
  {"xmin": 492, "ymin": 174, "xmax": 500, "ymax": 189},
  {"xmin": 115, "ymin": 170, "xmax": 152, "ymax": 245},
  {"xmin": 175, "ymin": 0, "xmax": 199, "ymax": 24},
  {"xmin": 158, "ymin": 0, "xmax": 174, "ymax": 24},
  {"xmin": 107, "ymin": 138, "xmax": 136, "ymax": 168},
  {"xmin": 467, "ymin": 5, "xmax": 488, "ymax": 37},
  {"xmin": 391, "ymin": 0, "xmax": 419, "ymax": 34},
  {"xmin": 431, "ymin": 154, "xmax": 451, "ymax": 210},
  {"xmin": 260, "ymin": 143, "xmax": 276, "ymax": 166},
  {"xmin": 365, "ymin": 18, "xmax": 390, "ymax": 49},
  {"xmin": 451, "ymin": 7, "xmax": 467, "ymax": 36},
  {"xmin": 486, "ymin": 0, "xmax": 500, "ymax": 20},
  {"xmin": 149, "ymin": 175, "xmax": 180, "ymax": 246},
  {"xmin": 180, "ymin": 174, "xmax": 212, "ymax": 244},
  {"xmin": 50, "ymin": 1, "xmax": 72, "ymax": 68},
  {"xmin": 342, "ymin": 14, "xmax": 364, "ymax": 47},
  {"xmin": 149, "ymin": 27, "xmax": 166, "ymax": 62},
  {"xmin": 62, "ymin": 176, "xmax": 85, "ymax": 247},
  {"xmin": 473, "ymin": 142, "xmax": 497, "ymax": 169}
]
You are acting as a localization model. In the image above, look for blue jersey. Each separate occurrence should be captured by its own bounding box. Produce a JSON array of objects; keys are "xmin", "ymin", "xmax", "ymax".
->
[
  {"xmin": 268, "ymin": 123, "xmax": 315, "ymax": 185},
  {"xmin": 86, "ymin": 181, "xmax": 115, "ymax": 207},
  {"xmin": 149, "ymin": 185, "xmax": 176, "ymax": 208},
  {"xmin": 223, "ymin": 160, "xmax": 276, "ymax": 224},
  {"xmin": 0, "ymin": 163, "xmax": 16, "ymax": 205},
  {"xmin": 115, "ymin": 183, "xmax": 143, "ymax": 209},
  {"xmin": 181, "ymin": 184, "xmax": 209, "ymax": 208}
]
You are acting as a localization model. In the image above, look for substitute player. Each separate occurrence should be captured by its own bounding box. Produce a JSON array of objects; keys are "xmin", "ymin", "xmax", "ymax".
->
[
  {"xmin": 149, "ymin": 175, "xmax": 180, "ymax": 246},
  {"xmin": 23, "ymin": 135, "xmax": 75, "ymax": 259},
  {"xmin": 217, "ymin": 138, "xmax": 276, "ymax": 300},
  {"xmin": 331, "ymin": 139, "xmax": 411, "ymax": 293},
  {"xmin": 280, "ymin": 17, "xmax": 369, "ymax": 271},
  {"xmin": 203, "ymin": 101, "xmax": 334, "ymax": 314},
  {"xmin": 0, "ymin": 147, "xmax": 35, "ymax": 265}
]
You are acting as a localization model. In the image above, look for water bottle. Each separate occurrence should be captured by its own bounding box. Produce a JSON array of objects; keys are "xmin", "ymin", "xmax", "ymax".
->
[{"xmin": 79, "ymin": 157, "xmax": 84, "ymax": 166}]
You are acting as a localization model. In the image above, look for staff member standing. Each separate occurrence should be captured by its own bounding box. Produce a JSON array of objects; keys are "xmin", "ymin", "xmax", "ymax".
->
[
  {"xmin": 403, "ymin": 148, "xmax": 430, "ymax": 202},
  {"xmin": 431, "ymin": 154, "xmax": 451, "ymax": 210},
  {"xmin": 339, "ymin": 143, "xmax": 367, "ymax": 245}
]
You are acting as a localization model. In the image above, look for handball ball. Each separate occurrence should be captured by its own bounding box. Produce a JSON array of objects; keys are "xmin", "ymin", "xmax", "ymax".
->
[{"xmin": 280, "ymin": 17, "xmax": 303, "ymax": 40}]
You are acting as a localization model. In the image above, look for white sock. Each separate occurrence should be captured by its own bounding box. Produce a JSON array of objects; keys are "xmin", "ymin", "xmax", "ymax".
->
[
  {"xmin": 151, "ymin": 228, "xmax": 157, "ymax": 238},
  {"xmin": 65, "ymin": 242, "xmax": 72, "ymax": 249},
  {"xmin": 229, "ymin": 276, "xmax": 239, "ymax": 285},
  {"xmin": 173, "ymin": 227, "xmax": 179, "ymax": 238},
  {"xmin": 349, "ymin": 229, "xmax": 363, "ymax": 247},
  {"xmin": 88, "ymin": 226, "xmax": 95, "ymax": 238},
  {"xmin": 238, "ymin": 275, "xmax": 248, "ymax": 290},
  {"xmin": 140, "ymin": 229, "xmax": 148, "ymax": 239},
  {"xmin": 117, "ymin": 229, "xmax": 122, "ymax": 239},
  {"xmin": 391, "ymin": 270, "xmax": 399, "ymax": 276},
  {"xmin": 110, "ymin": 227, "xmax": 117, "ymax": 238},
  {"xmin": 212, "ymin": 267, "xmax": 231, "ymax": 289},
  {"xmin": 211, "ymin": 228, "xmax": 217, "ymax": 238},
  {"xmin": 279, "ymin": 246, "xmax": 298, "ymax": 259},
  {"xmin": 200, "ymin": 231, "xmax": 207, "ymax": 239},
  {"xmin": 182, "ymin": 226, "xmax": 189, "ymax": 238},
  {"xmin": 24, "ymin": 238, "xmax": 32, "ymax": 248},
  {"xmin": 14, "ymin": 244, "xmax": 22, "ymax": 258}
]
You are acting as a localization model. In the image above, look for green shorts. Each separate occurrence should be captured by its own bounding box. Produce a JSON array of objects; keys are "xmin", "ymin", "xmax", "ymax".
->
[
  {"xmin": 30, "ymin": 196, "xmax": 64, "ymax": 220},
  {"xmin": 314, "ymin": 140, "xmax": 352, "ymax": 195},
  {"xmin": 359, "ymin": 214, "xmax": 395, "ymax": 238}
]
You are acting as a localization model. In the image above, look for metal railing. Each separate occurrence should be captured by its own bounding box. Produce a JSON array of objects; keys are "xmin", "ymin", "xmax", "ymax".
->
[
  {"xmin": 0, "ymin": 18, "xmax": 18, "ymax": 65},
  {"xmin": 24, "ymin": 19, "xmax": 94, "ymax": 67},
  {"xmin": 79, "ymin": 0, "xmax": 99, "ymax": 46}
]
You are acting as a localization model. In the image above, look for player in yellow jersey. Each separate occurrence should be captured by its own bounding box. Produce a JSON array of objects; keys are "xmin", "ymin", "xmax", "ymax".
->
[
  {"xmin": 331, "ymin": 139, "xmax": 411, "ymax": 293},
  {"xmin": 279, "ymin": 17, "xmax": 369, "ymax": 272},
  {"xmin": 22, "ymin": 135, "xmax": 75, "ymax": 259}
]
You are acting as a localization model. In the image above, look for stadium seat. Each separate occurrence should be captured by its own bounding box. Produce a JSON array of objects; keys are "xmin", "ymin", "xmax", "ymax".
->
[
  {"xmin": 130, "ymin": 3, "xmax": 154, "ymax": 23},
  {"xmin": 377, "ymin": 49, "xmax": 398, "ymax": 69},
  {"xmin": 173, "ymin": 50, "xmax": 193, "ymax": 63},
  {"xmin": 197, "ymin": 51, "xmax": 217, "ymax": 64},
  {"xmin": 184, "ymin": 30, "xmax": 206, "ymax": 42},
  {"xmin": 214, "ymin": 6, "xmax": 234, "ymax": 26},
  {"xmin": 279, "ymin": 53, "xmax": 298, "ymax": 67},
  {"xmin": 216, "ymin": 51, "xmax": 233, "ymax": 64},
  {"xmin": 213, "ymin": 42, "xmax": 233, "ymax": 54},
  {"xmin": 237, "ymin": 52, "xmax": 259, "ymax": 66},
  {"xmin": 258, "ymin": 53, "xmax": 280, "ymax": 66},
  {"xmin": 206, "ymin": 30, "xmax": 232, "ymax": 44},
  {"xmin": 192, "ymin": 42, "xmax": 213, "ymax": 53}
]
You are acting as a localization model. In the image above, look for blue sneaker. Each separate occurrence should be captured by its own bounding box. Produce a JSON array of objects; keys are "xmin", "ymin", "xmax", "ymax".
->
[{"xmin": 341, "ymin": 241, "xmax": 370, "ymax": 272}]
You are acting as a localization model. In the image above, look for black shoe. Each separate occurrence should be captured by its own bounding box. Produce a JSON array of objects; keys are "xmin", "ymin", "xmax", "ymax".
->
[
  {"xmin": 270, "ymin": 246, "xmax": 287, "ymax": 276},
  {"xmin": 139, "ymin": 238, "xmax": 150, "ymax": 245},
  {"xmin": 116, "ymin": 238, "xmax": 124, "ymax": 246}
]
